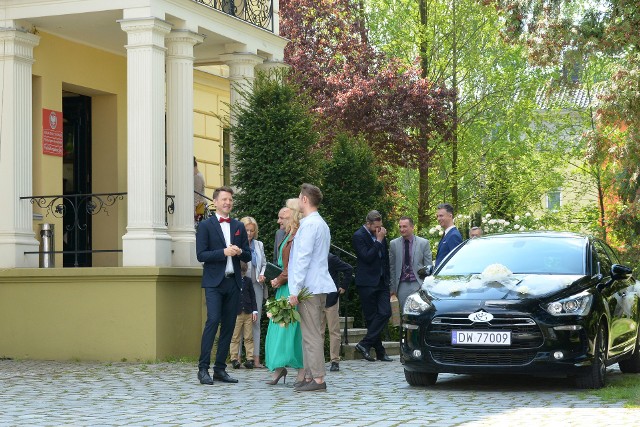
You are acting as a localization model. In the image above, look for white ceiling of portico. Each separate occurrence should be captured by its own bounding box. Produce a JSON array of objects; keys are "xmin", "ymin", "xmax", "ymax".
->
[{"xmin": 11, "ymin": 2, "xmax": 286, "ymax": 65}]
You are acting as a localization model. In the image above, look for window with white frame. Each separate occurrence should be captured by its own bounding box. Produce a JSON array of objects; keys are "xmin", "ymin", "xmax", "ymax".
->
[{"xmin": 546, "ymin": 189, "xmax": 561, "ymax": 211}]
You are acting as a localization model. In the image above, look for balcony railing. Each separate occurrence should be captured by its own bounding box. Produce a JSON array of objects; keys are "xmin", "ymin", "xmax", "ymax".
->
[{"xmin": 193, "ymin": 0, "xmax": 274, "ymax": 32}]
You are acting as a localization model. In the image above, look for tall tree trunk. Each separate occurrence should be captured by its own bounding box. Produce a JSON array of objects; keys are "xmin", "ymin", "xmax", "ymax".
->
[
  {"xmin": 450, "ymin": 0, "xmax": 459, "ymax": 211},
  {"xmin": 417, "ymin": 0, "xmax": 430, "ymax": 230}
]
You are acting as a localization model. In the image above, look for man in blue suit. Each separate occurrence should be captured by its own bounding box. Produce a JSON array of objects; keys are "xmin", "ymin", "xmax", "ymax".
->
[
  {"xmin": 352, "ymin": 210, "xmax": 393, "ymax": 362},
  {"xmin": 434, "ymin": 203, "xmax": 463, "ymax": 267},
  {"xmin": 196, "ymin": 186, "xmax": 251, "ymax": 385}
]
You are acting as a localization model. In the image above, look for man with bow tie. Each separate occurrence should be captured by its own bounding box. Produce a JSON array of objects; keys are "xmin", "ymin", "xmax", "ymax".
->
[{"xmin": 196, "ymin": 186, "xmax": 251, "ymax": 385}]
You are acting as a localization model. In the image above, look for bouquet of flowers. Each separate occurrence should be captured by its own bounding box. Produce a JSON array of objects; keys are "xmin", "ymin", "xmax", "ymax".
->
[
  {"xmin": 265, "ymin": 287, "xmax": 313, "ymax": 328},
  {"xmin": 481, "ymin": 263, "xmax": 513, "ymax": 283}
]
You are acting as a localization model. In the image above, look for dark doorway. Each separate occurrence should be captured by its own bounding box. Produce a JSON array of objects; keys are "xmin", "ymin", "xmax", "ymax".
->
[{"xmin": 62, "ymin": 94, "xmax": 92, "ymax": 267}]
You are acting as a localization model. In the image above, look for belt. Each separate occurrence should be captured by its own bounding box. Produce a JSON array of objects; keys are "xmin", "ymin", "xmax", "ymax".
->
[{"xmin": 224, "ymin": 272, "xmax": 235, "ymax": 278}]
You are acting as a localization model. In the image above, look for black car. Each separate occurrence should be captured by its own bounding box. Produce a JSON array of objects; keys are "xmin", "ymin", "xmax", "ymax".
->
[{"xmin": 401, "ymin": 232, "xmax": 640, "ymax": 389}]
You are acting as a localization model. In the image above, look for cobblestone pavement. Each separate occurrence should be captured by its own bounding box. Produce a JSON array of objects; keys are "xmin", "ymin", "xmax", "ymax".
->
[{"xmin": 1, "ymin": 359, "xmax": 638, "ymax": 426}]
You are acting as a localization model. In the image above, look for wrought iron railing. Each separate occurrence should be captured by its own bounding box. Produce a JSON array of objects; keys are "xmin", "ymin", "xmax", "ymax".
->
[
  {"xmin": 21, "ymin": 192, "xmax": 176, "ymax": 267},
  {"xmin": 330, "ymin": 244, "xmax": 357, "ymax": 348},
  {"xmin": 192, "ymin": 0, "xmax": 274, "ymax": 32}
]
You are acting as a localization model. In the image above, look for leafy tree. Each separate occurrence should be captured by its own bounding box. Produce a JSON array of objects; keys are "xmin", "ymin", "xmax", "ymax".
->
[
  {"xmin": 322, "ymin": 134, "xmax": 393, "ymax": 252},
  {"xmin": 321, "ymin": 134, "xmax": 393, "ymax": 329},
  {"xmin": 231, "ymin": 70, "xmax": 321, "ymax": 244},
  {"xmin": 365, "ymin": 0, "xmax": 567, "ymax": 226},
  {"xmin": 489, "ymin": 0, "xmax": 640, "ymax": 261},
  {"xmin": 280, "ymin": 0, "xmax": 453, "ymax": 230}
]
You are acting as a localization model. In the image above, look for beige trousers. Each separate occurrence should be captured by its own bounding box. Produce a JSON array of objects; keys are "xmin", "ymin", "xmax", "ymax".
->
[
  {"xmin": 298, "ymin": 293, "xmax": 327, "ymax": 379},
  {"xmin": 321, "ymin": 301, "xmax": 341, "ymax": 363},
  {"xmin": 230, "ymin": 312, "xmax": 254, "ymax": 359}
]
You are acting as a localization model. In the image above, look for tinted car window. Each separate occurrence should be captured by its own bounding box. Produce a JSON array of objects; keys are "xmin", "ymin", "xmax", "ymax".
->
[
  {"xmin": 592, "ymin": 240, "xmax": 613, "ymax": 277},
  {"xmin": 438, "ymin": 236, "xmax": 586, "ymax": 275}
]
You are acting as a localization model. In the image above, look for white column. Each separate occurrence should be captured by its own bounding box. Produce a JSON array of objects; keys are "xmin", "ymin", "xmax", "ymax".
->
[
  {"xmin": 120, "ymin": 17, "xmax": 172, "ymax": 267},
  {"xmin": 165, "ymin": 29, "xmax": 204, "ymax": 267},
  {"xmin": 273, "ymin": 0, "xmax": 281, "ymax": 36},
  {"xmin": 0, "ymin": 29, "xmax": 40, "ymax": 268},
  {"xmin": 220, "ymin": 52, "xmax": 263, "ymax": 177}
]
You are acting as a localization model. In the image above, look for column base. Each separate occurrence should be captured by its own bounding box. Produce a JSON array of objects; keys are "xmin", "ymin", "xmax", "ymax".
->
[
  {"xmin": 0, "ymin": 231, "xmax": 40, "ymax": 268},
  {"xmin": 122, "ymin": 229, "xmax": 173, "ymax": 267},
  {"xmin": 169, "ymin": 230, "xmax": 199, "ymax": 267}
]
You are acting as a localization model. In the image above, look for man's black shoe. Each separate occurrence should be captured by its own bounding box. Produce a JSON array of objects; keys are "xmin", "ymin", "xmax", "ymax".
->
[
  {"xmin": 197, "ymin": 369, "xmax": 214, "ymax": 385},
  {"xmin": 377, "ymin": 354, "xmax": 393, "ymax": 362},
  {"xmin": 231, "ymin": 359, "xmax": 241, "ymax": 369},
  {"xmin": 330, "ymin": 362, "xmax": 340, "ymax": 372},
  {"xmin": 243, "ymin": 360, "xmax": 254, "ymax": 369},
  {"xmin": 355, "ymin": 343, "xmax": 376, "ymax": 362},
  {"xmin": 212, "ymin": 370, "xmax": 239, "ymax": 383}
]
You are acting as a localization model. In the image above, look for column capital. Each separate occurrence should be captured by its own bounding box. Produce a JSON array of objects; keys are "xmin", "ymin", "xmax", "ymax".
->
[
  {"xmin": 256, "ymin": 60, "xmax": 289, "ymax": 75},
  {"xmin": 220, "ymin": 52, "xmax": 264, "ymax": 79},
  {"xmin": 165, "ymin": 30, "xmax": 205, "ymax": 60},
  {"xmin": 0, "ymin": 28, "xmax": 40, "ymax": 62},
  {"xmin": 119, "ymin": 17, "xmax": 172, "ymax": 48}
]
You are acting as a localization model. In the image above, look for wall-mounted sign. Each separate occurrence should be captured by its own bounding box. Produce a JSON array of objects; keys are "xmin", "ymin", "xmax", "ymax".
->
[{"xmin": 43, "ymin": 109, "xmax": 63, "ymax": 156}]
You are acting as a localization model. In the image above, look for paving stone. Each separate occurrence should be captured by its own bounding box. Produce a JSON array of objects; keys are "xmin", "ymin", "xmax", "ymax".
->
[{"xmin": 1, "ymin": 359, "xmax": 638, "ymax": 426}]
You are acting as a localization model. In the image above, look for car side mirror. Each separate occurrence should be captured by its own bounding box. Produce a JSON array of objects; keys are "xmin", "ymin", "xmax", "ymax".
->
[
  {"xmin": 418, "ymin": 265, "xmax": 434, "ymax": 280},
  {"xmin": 611, "ymin": 264, "xmax": 633, "ymax": 281}
]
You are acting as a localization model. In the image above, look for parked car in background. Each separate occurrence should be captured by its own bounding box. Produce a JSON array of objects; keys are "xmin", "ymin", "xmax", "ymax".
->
[{"xmin": 401, "ymin": 232, "xmax": 640, "ymax": 389}]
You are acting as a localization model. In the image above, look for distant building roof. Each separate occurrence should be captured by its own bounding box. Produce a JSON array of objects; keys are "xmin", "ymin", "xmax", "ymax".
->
[{"xmin": 535, "ymin": 83, "xmax": 605, "ymax": 110}]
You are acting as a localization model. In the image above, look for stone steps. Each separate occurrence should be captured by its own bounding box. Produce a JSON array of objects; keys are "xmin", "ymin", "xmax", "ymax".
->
[
  {"xmin": 339, "ymin": 316, "xmax": 399, "ymax": 360},
  {"xmin": 342, "ymin": 341, "xmax": 400, "ymax": 360}
]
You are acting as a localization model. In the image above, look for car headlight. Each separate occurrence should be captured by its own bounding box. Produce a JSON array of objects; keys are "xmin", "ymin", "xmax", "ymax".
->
[
  {"xmin": 403, "ymin": 292, "xmax": 432, "ymax": 315},
  {"xmin": 544, "ymin": 291, "xmax": 593, "ymax": 316}
]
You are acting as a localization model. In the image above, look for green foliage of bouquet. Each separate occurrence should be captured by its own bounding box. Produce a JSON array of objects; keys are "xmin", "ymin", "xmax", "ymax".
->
[{"xmin": 265, "ymin": 287, "xmax": 313, "ymax": 327}]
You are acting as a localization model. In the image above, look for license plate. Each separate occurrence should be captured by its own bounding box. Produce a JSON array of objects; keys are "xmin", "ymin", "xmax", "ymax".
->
[{"xmin": 452, "ymin": 330, "xmax": 511, "ymax": 346}]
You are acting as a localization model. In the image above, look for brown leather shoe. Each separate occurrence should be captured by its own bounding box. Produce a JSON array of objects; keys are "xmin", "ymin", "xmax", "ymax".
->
[{"xmin": 295, "ymin": 380, "xmax": 327, "ymax": 392}]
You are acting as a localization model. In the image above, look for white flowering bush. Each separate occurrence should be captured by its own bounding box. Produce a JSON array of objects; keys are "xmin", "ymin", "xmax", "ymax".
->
[{"xmin": 479, "ymin": 212, "xmax": 550, "ymax": 235}]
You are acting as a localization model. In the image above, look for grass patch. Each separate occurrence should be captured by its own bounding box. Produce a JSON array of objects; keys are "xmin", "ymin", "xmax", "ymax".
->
[
  {"xmin": 164, "ymin": 355, "xmax": 198, "ymax": 364},
  {"xmin": 584, "ymin": 373, "xmax": 640, "ymax": 408}
]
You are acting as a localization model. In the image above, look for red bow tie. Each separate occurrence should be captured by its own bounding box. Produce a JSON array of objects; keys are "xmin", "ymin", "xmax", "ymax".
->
[{"xmin": 218, "ymin": 217, "xmax": 231, "ymax": 223}]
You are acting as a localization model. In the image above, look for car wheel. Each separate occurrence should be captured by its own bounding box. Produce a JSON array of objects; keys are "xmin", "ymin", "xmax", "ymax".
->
[
  {"xmin": 575, "ymin": 324, "xmax": 607, "ymax": 389},
  {"xmin": 618, "ymin": 328, "xmax": 640, "ymax": 373},
  {"xmin": 404, "ymin": 369, "xmax": 438, "ymax": 386}
]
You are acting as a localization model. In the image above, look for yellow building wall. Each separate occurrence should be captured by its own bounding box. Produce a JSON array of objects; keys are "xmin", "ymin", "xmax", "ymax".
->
[
  {"xmin": 0, "ymin": 268, "xmax": 203, "ymax": 362},
  {"xmin": 194, "ymin": 71, "xmax": 230, "ymax": 197},
  {"xmin": 29, "ymin": 34, "xmax": 229, "ymax": 266},
  {"xmin": 31, "ymin": 31, "xmax": 127, "ymax": 267}
]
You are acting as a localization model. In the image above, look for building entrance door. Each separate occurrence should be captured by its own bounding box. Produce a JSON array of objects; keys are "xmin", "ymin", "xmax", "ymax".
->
[{"xmin": 62, "ymin": 94, "xmax": 92, "ymax": 267}]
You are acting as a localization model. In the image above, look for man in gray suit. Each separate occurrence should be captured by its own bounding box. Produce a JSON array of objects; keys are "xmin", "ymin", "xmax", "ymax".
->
[{"xmin": 389, "ymin": 216, "xmax": 432, "ymax": 310}]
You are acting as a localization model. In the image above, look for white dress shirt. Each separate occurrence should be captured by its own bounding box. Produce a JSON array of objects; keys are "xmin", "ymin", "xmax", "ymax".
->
[
  {"xmin": 216, "ymin": 213, "xmax": 234, "ymax": 275},
  {"xmin": 288, "ymin": 211, "xmax": 335, "ymax": 296}
]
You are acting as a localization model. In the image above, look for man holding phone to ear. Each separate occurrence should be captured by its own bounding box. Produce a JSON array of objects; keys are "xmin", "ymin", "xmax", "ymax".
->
[{"xmin": 351, "ymin": 210, "xmax": 393, "ymax": 362}]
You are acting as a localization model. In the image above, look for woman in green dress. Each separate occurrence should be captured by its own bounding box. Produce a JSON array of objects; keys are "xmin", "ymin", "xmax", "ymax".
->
[{"xmin": 264, "ymin": 198, "xmax": 304, "ymax": 385}]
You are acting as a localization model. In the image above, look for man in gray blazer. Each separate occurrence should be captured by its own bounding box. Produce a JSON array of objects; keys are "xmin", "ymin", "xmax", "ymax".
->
[{"xmin": 389, "ymin": 216, "xmax": 432, "ymax": 310}]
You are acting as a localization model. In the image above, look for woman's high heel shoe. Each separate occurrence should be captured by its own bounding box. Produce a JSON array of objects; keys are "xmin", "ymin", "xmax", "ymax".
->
[{"xmin": 265, "ymin": 367, "xmax": 288, "ymax": 385}]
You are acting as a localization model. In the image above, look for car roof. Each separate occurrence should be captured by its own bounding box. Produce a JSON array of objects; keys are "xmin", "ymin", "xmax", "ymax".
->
[{"xmin": 473, "ymin": 231, "xmax": 590, "ymax": 241}]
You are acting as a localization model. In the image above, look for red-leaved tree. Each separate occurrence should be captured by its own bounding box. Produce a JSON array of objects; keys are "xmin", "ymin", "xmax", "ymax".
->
[{"xmin": 280, "ymin": 0, "xmax": 453, "ymax": 225}]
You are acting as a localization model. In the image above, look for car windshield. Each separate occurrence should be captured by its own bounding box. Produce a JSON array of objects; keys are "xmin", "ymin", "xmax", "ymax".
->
[{"xmin": 437, "ymin": 235, "xmax": 586, "ymax": 275}]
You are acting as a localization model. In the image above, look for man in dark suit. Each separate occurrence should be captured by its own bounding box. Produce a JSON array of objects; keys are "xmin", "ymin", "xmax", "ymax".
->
[
  {"xmin": 434, "ymin": 203, "xmax": 463, "ymax": 267},
  {"xmin": 352, "ymin": 210, "xmax": 393, "ymax": 362},
  {"xmin": 196, "ymin": 186, "xmax": 251, "ymax": 385},
  {"xmin": 323, "ymin": 253, "xmax": 353, "ymax": 372}
]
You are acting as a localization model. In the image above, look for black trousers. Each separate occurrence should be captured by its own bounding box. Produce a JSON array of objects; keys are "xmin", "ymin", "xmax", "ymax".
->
[
  {"xmin": 198, "ymin": 277, "xmax": 240, "ymax": 371},
  {"xmin": 357, "ymin": 278, "xmax": 391, "ymax": 354}
]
